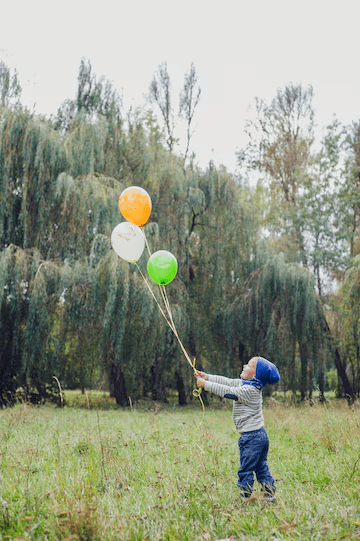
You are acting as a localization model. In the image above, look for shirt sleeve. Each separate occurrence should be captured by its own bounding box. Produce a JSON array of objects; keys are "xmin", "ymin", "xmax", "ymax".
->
[
  {"xmin": 207, "ymin": 374, "xmax": 241, "ymax": 387},
  {"xmin": 204, "ymin": 380, "xmax": 253, "ymax": 404}
]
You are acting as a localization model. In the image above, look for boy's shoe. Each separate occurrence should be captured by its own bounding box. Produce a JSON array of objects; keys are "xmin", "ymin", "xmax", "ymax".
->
[
  {"xmin": 237, "ymin": 487, "xmax": 252, "ymax": 503},
  {"xmin": 261, "ymin": 483, "xmax": 276, "ymax": 502},
  {"xmin": 263, "ymin": 492, "xmax": 276, "ymax": 502}
]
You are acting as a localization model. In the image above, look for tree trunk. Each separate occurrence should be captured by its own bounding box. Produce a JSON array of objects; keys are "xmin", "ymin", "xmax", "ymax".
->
[
  {"xmin": 109, "ymin": 363, "xmax": 128, "ymax": 406},
  {"xmin": 299, "ymin": 341, "xmax": 308, "ymax": 400},
  {"xmin": 331, "ymin": 340, "xmax": 354, "ymax": 405},
  {"xmin": 175, "ymin": 369, "xmax": 187, "ymax": 406},
  {"xmin": 289, "ymin": 339, "xmax": 297, "ymax": 397},
  {"xmin": 150, "ymin": 362, "xmax": 167, "ymax": 403},
  {"xmin": 318, "ymin": 365, "xmax": 325, "ymax": 403},
  {"xmin": 0, "ymin": 334, "xmax": 17, "ymax": 405},
  {"xmin": 320, "ymin": 311, "xmax": 355, "ymax": 405},
  {"xmin": 336, "ymin": 370, "xmax": 343, "ymax": 399},
  {"xmin": 308, "ymin": 356, "xmax": 313, "ymax": 400},
  {"xmin": 357, "ymin": 343, "xmax": 360, "ymax": 398},
  {"xmin": 238, "ymin": 342, "xmax": 248, "ymax": 378},
  {"xmin": 188, "ymin": 327, "xmax": 197, "ymax": 360}
]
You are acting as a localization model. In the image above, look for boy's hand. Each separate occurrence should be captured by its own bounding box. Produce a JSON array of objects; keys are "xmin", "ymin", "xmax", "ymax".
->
[
  {"xmin": 196, "ymin": 378, "xmax": 206, "ymax": 388},
  {"xmin": 194, "ymin": 371, "xmax": 208, "ymax": 380}
]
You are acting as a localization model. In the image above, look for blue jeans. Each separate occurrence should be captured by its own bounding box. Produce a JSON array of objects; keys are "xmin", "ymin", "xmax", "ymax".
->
[{"xmin": 237, "ymin": 428, "xmax": 275, "ymax": 492}]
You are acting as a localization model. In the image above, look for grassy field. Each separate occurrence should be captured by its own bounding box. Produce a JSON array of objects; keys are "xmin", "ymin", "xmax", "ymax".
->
[{"xmin": 0, "ymin": 394, "xmax": 359, "ymax": 541}]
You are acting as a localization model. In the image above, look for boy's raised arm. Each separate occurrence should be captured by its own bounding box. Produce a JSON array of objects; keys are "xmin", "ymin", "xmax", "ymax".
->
[
  {"xmin": 194, "ymin": 372, "xmax": 240, "ymax": 387},
  {"xmin": 207, "ymin": 374, "xmax": 240, "ymax": 387}
]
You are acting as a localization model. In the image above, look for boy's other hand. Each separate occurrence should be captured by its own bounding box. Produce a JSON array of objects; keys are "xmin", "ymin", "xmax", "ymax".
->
[
  {"xmin": 194, "ymin": 371, "xmax": 208, "ymax": 380},
  {"xmin": 196, "ymin": 378, "xmax": 206, "ymax": 388}
]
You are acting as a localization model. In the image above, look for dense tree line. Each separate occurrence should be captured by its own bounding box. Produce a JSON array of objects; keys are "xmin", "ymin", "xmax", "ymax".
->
[{"xmin": 0, "ymin": 60, "xmax": 359, "ymax": 406}]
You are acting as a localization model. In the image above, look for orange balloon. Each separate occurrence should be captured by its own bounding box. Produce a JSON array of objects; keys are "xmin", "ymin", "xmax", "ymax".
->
[{"xmin": 118, "ymin": 186, "xmax": 152, "ymax": 227}]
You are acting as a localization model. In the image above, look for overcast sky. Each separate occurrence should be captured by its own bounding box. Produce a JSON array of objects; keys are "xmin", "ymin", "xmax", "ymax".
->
[{"xmin": 1, "ymin": 0, "xmax": 359, "ymax": 173}]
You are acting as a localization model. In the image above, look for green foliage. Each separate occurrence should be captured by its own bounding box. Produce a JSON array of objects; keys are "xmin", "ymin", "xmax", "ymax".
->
[
  {"xmin": 2, "ymin": 63, "xmax": 360, "ymax": 404},
  {"xmin": 64, "ymin": 112, "xmax": 108, "ymax": 177},
  {"xmin": 337, "ymin": 120, "xmax": 360, "ymax": 258},
  {"xmin": 224, "ymin": 253, "xmax": 328, "ymax": 395},
  {"xmin": 0, "ymin": 93, "xmax": 261, "ymax": 403},
  {"xmin": 333, "ymin": 254, "xmax": 360, "ymax": 397},
  {"xmin": 51, "ymin": 173, "xmax": 122, "ymax": 262},
  {"xmin": 0, "ymin": 61, "xmax": 21, "ymax": 108},
  {"xmin": 326, "ymin": 368, "xmax": 338, "ymax": 392},
  {"xmin": 239, "ymin": 83, "xmax": 316, "ymax": 271},
  {"xmin": 237, "ymin": 83, "xmax": 360, "ymax": 399},
  {"xmin": 0, "ymin": 108, "xmax": 68, "ymax": 253},
  {"xmin": 0, "ymin": 245, "xmax": 60, "ymax": 403},
  {"xmin": 56, "ymin": 57, "xmax": 122, "ymax": 130}
]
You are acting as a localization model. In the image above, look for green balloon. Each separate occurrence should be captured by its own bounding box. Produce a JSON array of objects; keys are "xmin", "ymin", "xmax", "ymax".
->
[{"xmin": 147, "ymin": 250, "xmax": 178, "ymax": 285}]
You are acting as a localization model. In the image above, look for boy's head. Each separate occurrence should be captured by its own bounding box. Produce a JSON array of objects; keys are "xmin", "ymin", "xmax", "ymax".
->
[{"xmin": 241, "ymin": 356, "xmax": 280, "ymax": 386}]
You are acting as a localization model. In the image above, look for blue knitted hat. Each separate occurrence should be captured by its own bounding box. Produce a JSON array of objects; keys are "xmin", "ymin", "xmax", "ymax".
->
[{"xmin": 255, "ymin": 357, "xmax": 280, "ymax": 387}]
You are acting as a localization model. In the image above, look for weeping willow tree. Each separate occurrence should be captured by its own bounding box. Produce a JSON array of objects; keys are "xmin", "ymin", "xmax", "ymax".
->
[
  {"xmin": 332, "ymin": 254, "xmax": 360, "ymax": 399},
  {"xmin": 126, "ymin": 151, "xmax": 261, "ymax": 402},
  {"xmin": 0, "ymin": 244, "xmax": 61, "ymax": 404},
  {"xmin": 0, "ymin": 101, "xmax": 220, "ymax": 404},
  {"xmin": 0, "ymin": 100, "xmax": 131, "ymax": 402},
  {"xmin": 181, "ymin": 164, "xmax": 258, "ymax": 379},
  {"xmin": 221, "ymin": 253, "xmax": 330, "ymax": 399},
  {"xmin": 0, "ymin": 238, "xmax": 167, "ymax": 405},
  {"xmin": 0, "ymin": 98, "xmax": 332, "ymax": 406},
  {"xmin": 4, "ymin": 59, "xmax": 344, "ymax": 407},
  {"xmin": 0, "ymin": 106, "xmax": 128, "ymax": 404}
]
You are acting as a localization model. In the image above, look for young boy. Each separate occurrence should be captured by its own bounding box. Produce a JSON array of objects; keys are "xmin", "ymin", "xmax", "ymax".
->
[{"xmin": 195, "ymin": 356, "xmax": 280, "ymax": 503}]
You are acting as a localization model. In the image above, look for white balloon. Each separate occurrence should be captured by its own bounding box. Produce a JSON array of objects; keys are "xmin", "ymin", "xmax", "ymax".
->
[{"xmin": 111, "ymin": 222, "xmax": 145, "ymax": 262}]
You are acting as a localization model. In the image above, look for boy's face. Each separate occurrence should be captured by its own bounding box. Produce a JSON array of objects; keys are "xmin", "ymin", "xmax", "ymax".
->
[{"xmin": 241, "ymin": 357, "xmax": 257, "ymax": 380}]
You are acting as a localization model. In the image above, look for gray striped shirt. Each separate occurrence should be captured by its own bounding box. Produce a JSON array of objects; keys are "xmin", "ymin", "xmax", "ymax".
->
[{"xmin": 205, "ymin": 374, "xmax": 264, "ymax": 433}]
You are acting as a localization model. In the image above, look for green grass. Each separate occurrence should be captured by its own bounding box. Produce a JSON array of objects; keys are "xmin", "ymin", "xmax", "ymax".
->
[{"xmin": 0, "ymin": 396, "xmax": 360, "ymax": 541}]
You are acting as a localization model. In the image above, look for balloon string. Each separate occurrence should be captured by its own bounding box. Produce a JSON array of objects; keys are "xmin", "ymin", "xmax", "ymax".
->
[
  {"xmin": 139, "ymin": 228, "xmax": 204, "ymax": 412},
  {"xmin": 140, "ymin": 229, "xmax": 179, "ymax": 339},
  {"xmin": 161, "ymin": 287, "xmax": 205, "ymax": 410},
  {"xmin": 142, "ymin": 227, "xmax": 152, "ymax": 257},
  {"xmin": 157, "ymin": 284, "xmax": 205, "ymax": 414},
  {"xmin": 158, "ymin": 285, "xmax": 194, "ymax": 370},
  {"xmin": 134, "ymin": 263, "xmax": 175, "ymax": 331},
  {"xmin": 135, "ymin": 263, "xmax": 194, "ymax": 372}
]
